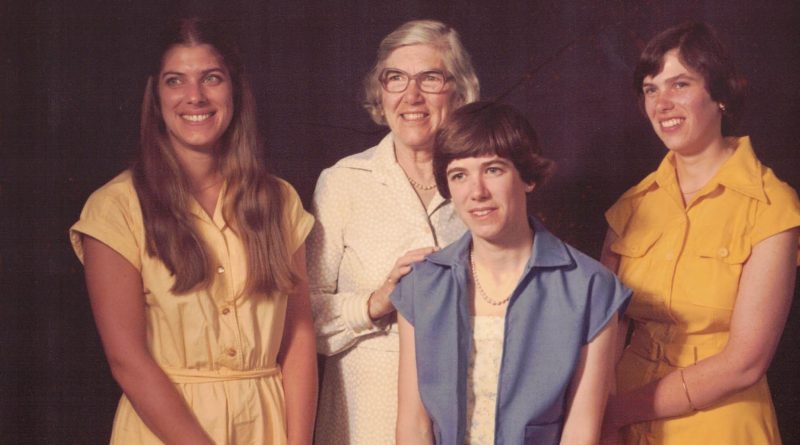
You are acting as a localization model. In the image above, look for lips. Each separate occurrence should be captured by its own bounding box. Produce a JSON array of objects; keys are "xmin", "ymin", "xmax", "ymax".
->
[
  {"xmin": 181, "ymin": 112, "xmax": 215, "ymax": 123},
  {"xmin": 469, "ymin": 207, "xmax": 496, "ymax": 218},
  {"xmin": 659, "ymin": 117, "xmax": 684, "ymax": 129},
  {"xmin": 400, "ymin": 112, "xmax": 429, "ymax": 121}
]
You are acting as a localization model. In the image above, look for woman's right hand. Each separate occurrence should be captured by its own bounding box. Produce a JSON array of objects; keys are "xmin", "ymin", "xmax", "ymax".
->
[{"xmin": 368, "ymin": 246, "xmax": 438, "ymax": 321}]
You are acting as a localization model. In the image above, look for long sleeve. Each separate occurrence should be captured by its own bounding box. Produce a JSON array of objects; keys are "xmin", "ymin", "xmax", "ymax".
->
[{"xmin": 307, "ymin": 168, "xmax": 386, "ymax": 356}]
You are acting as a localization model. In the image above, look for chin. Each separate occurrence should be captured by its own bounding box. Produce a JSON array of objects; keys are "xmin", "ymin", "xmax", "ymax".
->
[{"xmin": 469, "ymin": 226, "xmax": 502, "ymax": 243}]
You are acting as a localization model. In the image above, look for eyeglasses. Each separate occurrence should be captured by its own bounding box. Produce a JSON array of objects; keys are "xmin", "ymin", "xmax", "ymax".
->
[{"xmin": 379, "ymin": 68, "xmax": 452, "ymax": 94}]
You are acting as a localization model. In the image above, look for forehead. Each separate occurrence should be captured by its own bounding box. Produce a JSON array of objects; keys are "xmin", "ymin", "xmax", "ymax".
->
[
  {"xmin": 160, "ymin": 44, "xmax": 226, "ymax": 72},
  {"xmin": 644, "ymin": 49, "xmax": 702, "ymax": 83},
  {"xmin": 384, "ymin": 44, "xmax": 445, "ymax": 71},
  {"xmin": 447, "ymin": 154, "xmax": 511, "ymax": 169}
]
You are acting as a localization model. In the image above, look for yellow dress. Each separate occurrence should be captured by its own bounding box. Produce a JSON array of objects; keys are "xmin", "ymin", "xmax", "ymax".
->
[
  {"xmin": 606, "ymin": 137, "xmax": 800, "ymax": 445},
  {"xmin": 70, "ymin": 171, "xmax": 314, "ymax": 445}
]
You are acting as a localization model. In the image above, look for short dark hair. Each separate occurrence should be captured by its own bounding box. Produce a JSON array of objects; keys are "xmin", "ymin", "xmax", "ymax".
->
[
  {"xmin": 634, "ymin": 21, "xmax": 746, "ymax": 136},
  {"xmin": 433, "ymin": 101, "xmax": 554, "ymax": 199}
]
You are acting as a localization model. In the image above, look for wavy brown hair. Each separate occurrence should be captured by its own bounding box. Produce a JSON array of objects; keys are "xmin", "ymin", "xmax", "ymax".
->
[{"xmin": 133, "ymin": 17, "xmax": 297, "ymax": 296}]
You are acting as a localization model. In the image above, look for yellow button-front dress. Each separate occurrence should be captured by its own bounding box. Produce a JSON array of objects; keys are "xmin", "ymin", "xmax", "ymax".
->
[
  {"xmin": 70, "ymin": 171, "xmax": 314, "ymax": 445},
  {"xmin": 606, "ymin": 137, "xmax": 800, "ymax": 445}
]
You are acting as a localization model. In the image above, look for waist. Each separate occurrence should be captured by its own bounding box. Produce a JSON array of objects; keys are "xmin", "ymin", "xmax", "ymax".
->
[
  {"xmin": 627, "ymin": 331, "xmax": 727, "ymax": 368},
  {"xmin": 162, "ymin": 365, "xmax": 281, "ymax": 383}
]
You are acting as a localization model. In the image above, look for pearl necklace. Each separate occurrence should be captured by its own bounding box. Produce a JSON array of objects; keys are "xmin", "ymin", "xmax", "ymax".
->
[
  {"xmin": 406, "ymin": 175, "xmax": 437, "ymax": 191},
  {"xmin": 470, "ymin": 250, "xmax": 512, "ymax": 306}
]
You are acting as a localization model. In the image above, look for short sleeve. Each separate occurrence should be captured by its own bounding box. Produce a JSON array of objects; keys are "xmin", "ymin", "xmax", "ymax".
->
[
  {"xmin": 390, "ymin": 272, "xmax": 416, "ymax": 326},
  {"xmin": 69, "ymin": 172, "xmax": 142, "ymax": 271},
  {"xmin": 279, "ymin": 179, "xmax": 315, "ymax": 256},
  {"xmin": 605, "ymin": 196, "xmax": 634, "ymax": 238},
  {"xmin": 586, "ymin": 270, "xmax": 632, "ymax": 343},
  {"xmin": 750, "ymin": 174, "xmax": 800, "ymax": 250}
]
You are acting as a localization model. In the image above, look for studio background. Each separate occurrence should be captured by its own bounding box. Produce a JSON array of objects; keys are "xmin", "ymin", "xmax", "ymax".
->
[{"xmin": 2, "ymin": 1, "xmax": 798, "ymax": 443}]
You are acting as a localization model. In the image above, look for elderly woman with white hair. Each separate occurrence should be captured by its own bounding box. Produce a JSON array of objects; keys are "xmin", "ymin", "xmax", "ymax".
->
[{"xmin": 308, "ymin": 19, "xmax": 480, "ymax": 444}]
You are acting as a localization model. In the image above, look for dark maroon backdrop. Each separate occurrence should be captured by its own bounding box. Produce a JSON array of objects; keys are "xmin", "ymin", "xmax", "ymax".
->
[{"xmin": 2, "ymin": 1, "xmax": 798, "ymax": 443}]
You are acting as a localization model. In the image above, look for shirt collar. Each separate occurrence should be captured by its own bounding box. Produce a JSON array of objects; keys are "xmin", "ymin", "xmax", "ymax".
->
[
  {"xmin": 189, "ymin": 180, "xmax": 229, "ymax": 229},
  {"xmin": 374, "ymin": 132, "xmax": 448, "ymax": 212},
  {"xmin": 708, "ymin": 136, "xmax": 767, "ymax": 202},
  {"xmin": 426, "ymin": 217, "xmax": 574, "ymax": 270},
  {"xmin": 621, "ymin": 136, "xmax": 767, "ymax": 203}
]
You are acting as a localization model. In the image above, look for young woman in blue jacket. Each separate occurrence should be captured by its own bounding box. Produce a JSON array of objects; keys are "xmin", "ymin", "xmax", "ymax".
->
[{"xmin": 392, "ymin": 101, "xmax": 631, "ymax": 444}]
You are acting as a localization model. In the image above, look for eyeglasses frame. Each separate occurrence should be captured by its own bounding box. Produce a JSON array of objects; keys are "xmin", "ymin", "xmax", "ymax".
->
[{"xmin": 378, "ymin": 68, "xmax": 454, "ymax": 94}]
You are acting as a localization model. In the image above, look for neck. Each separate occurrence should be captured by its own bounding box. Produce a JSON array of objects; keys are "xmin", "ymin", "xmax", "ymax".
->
[
  {"xmin": 394, "ymin": 139, "xmax": 435, "ymax": 184},
  {"xmin": 471, "ymin": 223, "xmax": 534, "ymax": 276},
  {"xmin": 173, "ymin": 146, "xmax": 221, "ymax": 191},
  {"xmin": 673, "ymin": 136, "xmax": 732, "ymax": 193}
]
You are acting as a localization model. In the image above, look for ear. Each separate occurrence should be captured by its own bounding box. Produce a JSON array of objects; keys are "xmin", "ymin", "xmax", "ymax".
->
[{"xmin": 525, "ymin": 182, "xmax": 536, "ymax": 193}]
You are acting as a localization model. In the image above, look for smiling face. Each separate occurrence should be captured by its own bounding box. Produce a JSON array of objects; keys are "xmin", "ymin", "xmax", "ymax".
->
[
  {"xmin": 158, "ymin": 44, "xmax": 234, "ymax": 155},
  {"xmin": 447, "ymin": 155, "xmax": 534, "ymax": 244},
  {"xmin": 380, "ymin": 44, "xmax": 455, "ymax": 153},
  {"xmin": 642, "ymin": 49, "xmax": 723, "ymax": 156}
]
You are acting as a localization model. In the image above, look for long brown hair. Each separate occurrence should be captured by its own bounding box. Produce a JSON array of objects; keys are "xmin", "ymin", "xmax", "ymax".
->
[{"xmin": 133, "ymin": 17, "xmax": 297, "ymax": 296}]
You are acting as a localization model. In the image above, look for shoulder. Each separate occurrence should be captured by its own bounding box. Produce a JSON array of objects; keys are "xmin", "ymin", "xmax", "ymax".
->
[
  {"xmin": 327, "ymin": 135, "xmax": 389, "ymax": 172},
  {"xmin": 564, "ymin": 243, "xmax": 618, "ymax": 282},
  {"xmin": 314, "ymin": 146, "xmax": 379, "ymax": 191},
  {"xmin": 613, "ymin": 169, "xmax": 659, "ymax": 206},
  {"xmin": 605, "ymin": 169, "xmax": 660, "ymax": 235},
  {"xmin": 83, "ymin": 170, "xmax": 140, "ymax": 215},
  {"xmin": 271, "ymin": 176, "xmax": 313, "ymax": 232},
  {"xmin": 761, "ymin": 166, "xmax": 800, "ymax": 209},
  {"xmin": 71, "ymin": 170, "xmax": 143, "ymax": 266},
  {"xmin": 535, "ymin": 221, "xmax": 625, "ymax": 291},
  {"xmin": 273, "ymin": 176, "xmax": 302, "ymax": 202},
  {"xmin": 400, "ymin": 240, "xmax": 465, "ymax": 292},
  {"xmin": 313, "ymin": 136, "xmax": 391, "ymax": 199}
]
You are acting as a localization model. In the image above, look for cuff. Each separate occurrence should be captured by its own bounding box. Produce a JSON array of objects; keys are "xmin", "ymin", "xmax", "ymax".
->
[{"xmin": 342, "ymin": 292, "xmax": 385, "ymax": 335}]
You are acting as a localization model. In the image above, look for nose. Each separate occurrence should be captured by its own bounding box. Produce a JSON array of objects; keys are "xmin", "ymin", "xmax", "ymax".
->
[
  {"xmin": 186, "ymin": 81, "xmax": 208, "ymax": 105},
  {"xmin": 402, "ymin": 78, "xmax": 423, "ymax": 104},
  {"xmin": 469, "ymin": 176, "xmax": 489, "ymax": 200},
  {"xmin": 654, "ymin": 91, "xmax": 674, "ymax": 113}
]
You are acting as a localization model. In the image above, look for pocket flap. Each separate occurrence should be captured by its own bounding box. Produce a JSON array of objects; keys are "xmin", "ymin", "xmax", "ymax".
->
[
  {"xmin": 694, "ymin": 232, "xmax": 751, "ymax": 264},
  {"xmin": 610, "ymin": 229, "xmax": 662, "ymax": 258}
]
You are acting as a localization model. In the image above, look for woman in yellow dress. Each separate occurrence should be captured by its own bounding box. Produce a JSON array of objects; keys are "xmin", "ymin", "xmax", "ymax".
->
[
  {"xmin": 601, "ymin": 22, "xmax": 800, "ymax": 444},
  {"xmin": 70, "ymin": 18, "xmax": 317, "ymax": 444}
]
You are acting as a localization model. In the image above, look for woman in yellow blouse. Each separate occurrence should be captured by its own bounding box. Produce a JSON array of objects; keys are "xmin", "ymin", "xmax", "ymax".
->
[
  {"xmin": 601, "ymin": 22, "xmax": 800, "ymax": 444},
  {"xmin": 70, "ymin": 18, "xmax": 316, "ymax": 445}
]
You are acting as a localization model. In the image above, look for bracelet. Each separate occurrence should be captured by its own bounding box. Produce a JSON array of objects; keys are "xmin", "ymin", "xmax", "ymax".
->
[{"xmin": 679, "ymin": 369, "xmax": 697, "ymax": 411}]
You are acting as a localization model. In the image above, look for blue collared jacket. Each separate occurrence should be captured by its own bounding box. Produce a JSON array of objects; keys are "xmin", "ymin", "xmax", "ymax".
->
[{"xmin": 391, "ymin": 218, "xmax": 631, "ymax": 445}]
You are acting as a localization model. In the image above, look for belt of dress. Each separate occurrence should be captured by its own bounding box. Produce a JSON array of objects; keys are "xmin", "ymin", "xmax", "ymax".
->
[
  {"xmin": 161, "ymin": 365, "xmax": 280, "ymax": 383},
  {"xmin": 628, "ymin": 332, "xmax": 725, "ymax": 368}
]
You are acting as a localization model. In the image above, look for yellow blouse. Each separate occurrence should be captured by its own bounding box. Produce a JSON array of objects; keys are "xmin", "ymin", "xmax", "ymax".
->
[
  {"xmin": 606, "ymin": 137, "xmax": 800, "ymax": 445},
  {"xmin": 70, "ymin": 171, "xmax": 314, "ymax": 445}
]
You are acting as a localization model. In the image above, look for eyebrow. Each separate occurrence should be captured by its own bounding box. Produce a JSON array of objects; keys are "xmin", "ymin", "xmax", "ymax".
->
[
  {"xmin": 383, "ymin": 67, "xmax": 445, "ymax": 74},
  {"xmin": 446, "ymin": 157, "xmax": 511, "ymax": 174},
  {"xmin": 160, "ymin": 67, "xmax": 226, "ymax": 78},
  {"xmin": 642, "ymin": 72, "xmax": 699, "ymax": 86}
]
